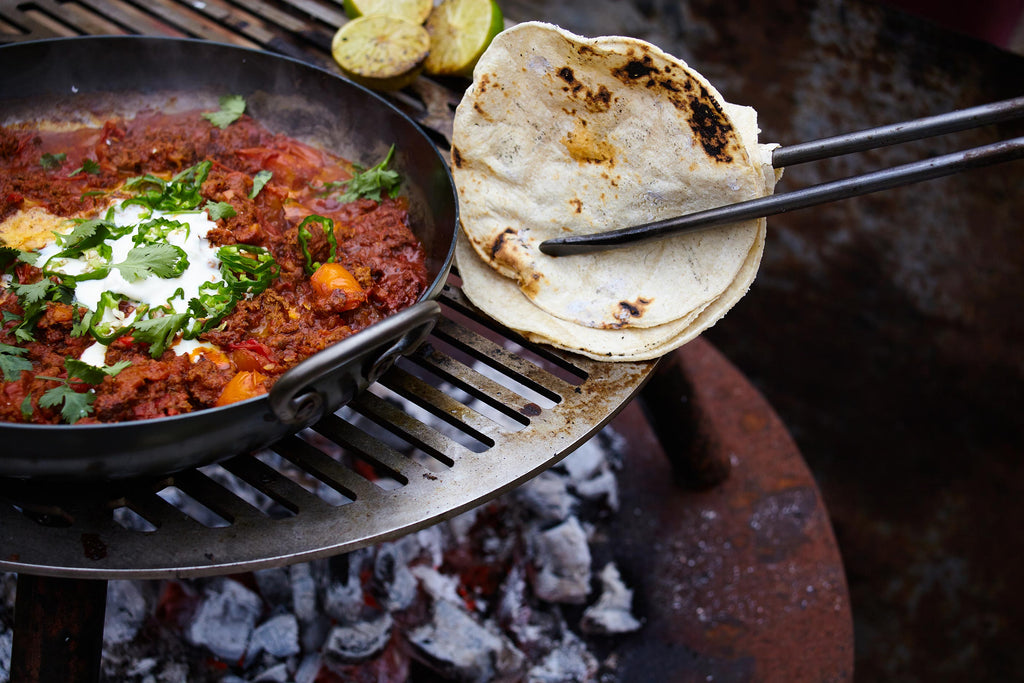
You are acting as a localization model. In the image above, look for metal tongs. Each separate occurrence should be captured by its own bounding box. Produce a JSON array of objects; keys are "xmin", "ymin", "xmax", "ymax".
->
[{"xmin": 539, "ymin": 96, "xmax": 1024, "ymax": 256}]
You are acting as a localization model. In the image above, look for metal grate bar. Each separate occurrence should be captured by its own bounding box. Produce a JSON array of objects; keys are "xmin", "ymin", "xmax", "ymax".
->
[
  {"xmin": 270, "ymin": 435, "xmax": 373, "ymax": 503},
  {"xmin": 347, "ymin": 390, "xmax": 475, "ymax": 465},
  {"xmin": 312, "ymin": 413, "xmax": 432, "ymax": 482},
  {"xmin": 430, "ymin": 318, "xmax": 572, "ymax": 402},
  {"xmin": 376, "ymin": 366, "xmax": 501, "ymax": 446},
  {"xmin": 218, "ymin": 453, "xmax": 331, "ymax": 515},
  {"xmin": 171, "ymin": 468, "xmax": 264, "ymax": 524}
]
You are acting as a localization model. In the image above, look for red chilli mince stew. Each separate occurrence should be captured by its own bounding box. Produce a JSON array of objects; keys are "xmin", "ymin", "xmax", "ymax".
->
[{"xmin": 0, "ymin": 98, "xmax": 428, "ymax": 424}]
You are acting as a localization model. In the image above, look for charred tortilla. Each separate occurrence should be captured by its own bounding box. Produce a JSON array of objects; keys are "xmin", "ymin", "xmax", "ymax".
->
[{"xmin": 451, "ymin": 22, "xmax": 777, "ymax": 360}]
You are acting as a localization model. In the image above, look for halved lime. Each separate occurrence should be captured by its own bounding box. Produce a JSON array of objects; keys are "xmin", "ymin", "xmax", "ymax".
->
[
  {"xmin": 342, "ymin": 0, "xmax": 433, "ymax": 24},
  {"xmin": 331, "ymin": 15, "xmax": 431, "ymax": 91},
  {"xmin": 423, "ymin": 0, "xmax": 504, "ymax": 78}
]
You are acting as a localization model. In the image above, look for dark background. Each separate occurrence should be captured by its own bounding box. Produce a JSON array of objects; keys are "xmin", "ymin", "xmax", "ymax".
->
[{"xmin": 501, "ymin": 0, "xmax": 1024, "ymax": 680}]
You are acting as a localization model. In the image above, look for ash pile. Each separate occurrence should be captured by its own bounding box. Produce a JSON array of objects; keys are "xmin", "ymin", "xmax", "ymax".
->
[{"xmin": 0, "ymin": 428, "xmax": 643, "ymax": 683}]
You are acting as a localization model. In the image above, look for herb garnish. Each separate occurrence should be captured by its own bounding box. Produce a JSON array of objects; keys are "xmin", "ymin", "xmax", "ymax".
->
[
  {"xmin": 323, "ymin": 144, "xmax": 402, "ymax": 203},
  {"xmin": 39, "ymin": 152, "xmax": 66, "ymax": 169},
  {"xmin": 0, "ymin": 343, "xmax": 32, "ymax": 381},
  {"xmin": 36, "ymin": 357, "xmax": 131, "ymax": 424},
  {"xmin": 69, "ymin": 158, "xmax": 101, "ymax": 176},
  {"xmin": 202, "ymin": 95, "xmax": 246, "ymax": 129},
  {"xmin": 250, "ymin": 170, "xmax": 273, "ymax": 199}
]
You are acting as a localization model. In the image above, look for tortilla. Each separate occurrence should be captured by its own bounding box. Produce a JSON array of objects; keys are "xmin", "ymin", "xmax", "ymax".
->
[{"xmin": 451, "ymin": 21, "xmax": 774, "ymax": 331}]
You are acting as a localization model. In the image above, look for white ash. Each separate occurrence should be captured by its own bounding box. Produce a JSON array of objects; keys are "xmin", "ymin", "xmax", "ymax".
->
[
  {"xmin": 531, "ymin": 516, "xmax": 593, "ymax": 605},
  {"xmin": 104, "ymin": 580, "xmax": 150, "ymax": 646},
  {"xmin": 0, "ymin": 421, "xmax": 643, "ymax": 682},
  {"xmin": 246, "ymin": 614, "xmax": 300, "ymax": 662},
  {"xmin": 187, "ymin": 578, "xmax": 263, "ymax": 662},
  {"xmin": 581, "ymin": 563, "xmax": 643, "ymax": 635},
  {"xmin": 323, "ymin": 612, "xmax": 393, "ymax": 663},
  {"xmin": 527, "ymin": 629, "xmax": 600, "ymax": 683},
  {"xmin": 408, "ymin": 598, "xmax": 525, "ymax": 683}
]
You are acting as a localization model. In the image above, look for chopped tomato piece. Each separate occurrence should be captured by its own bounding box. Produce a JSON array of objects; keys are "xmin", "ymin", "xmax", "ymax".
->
[
  {"xmin": 310, "ymin": 262, "xmax": 366, "ymax": 311},
  {"xmin": 227, "ymin": 339, "xmax": 276, "ymax": 372},
  {"xmin": 215, "ymin": 370, "xmax": 268, "ymax": 406}
]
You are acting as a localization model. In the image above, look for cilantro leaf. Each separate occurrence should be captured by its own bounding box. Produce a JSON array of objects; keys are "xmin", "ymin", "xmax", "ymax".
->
[
  {"xmin": 338, "ymin": 144, "xmax": 401, "ymax": 203},
  {"xmin": 40, "ymin": 152, "xmax": 66, "ymax": 169},
  {"xmin": 250, "ymin": 170, "xmax": 272, "ymax": 199},
  {"xmin": 0, "ymin": 343, "xmax": 32, "ymax": 381},
  {"xmin": 65, "ymin": 357, "xmax": 130, "ymax": 385},
  {"xmin": 10, "ymin": 279, "xmax": 54, "ymax": 306},
  {"xmin": 39, "ymin": 384, "xmax": 94, "ymax": 424},
  {"xmin": 69, "ymin": 158, "xmax": 101, "ymax": 176},
  {"xmin": 132, "ymin": 313, "xmax": 188, "ymax": 357},
  {"xmin": 202, "ymin": 95, "xmax": 246, "ymax": 129},
  {"xmin": 204, "ymin": 201, "xmax": 237, "ymax": 221},
  {"xmin": 114, "ymin": 244, "xmax": 189, "ymax": 282}
]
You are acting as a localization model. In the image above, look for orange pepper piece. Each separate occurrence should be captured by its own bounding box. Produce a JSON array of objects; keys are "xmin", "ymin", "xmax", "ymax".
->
[
  {"xmin": 215, "ymin": 370, "xmax": 268, "ymax": 406},
  {"xmin": 310, "ymin": 262, "xmax": 366, "ymax": 311}
]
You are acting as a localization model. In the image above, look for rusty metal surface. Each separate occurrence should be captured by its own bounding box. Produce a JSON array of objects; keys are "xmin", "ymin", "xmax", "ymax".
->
[{"xmin": 609, "ymin": 339, "xmax": 852, "ymax": 681}]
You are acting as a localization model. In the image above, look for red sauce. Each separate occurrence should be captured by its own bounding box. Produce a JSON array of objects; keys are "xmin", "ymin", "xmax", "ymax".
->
[{"xmin": 0, "ymin": 109, "xmax": 428, "ymax": 424}]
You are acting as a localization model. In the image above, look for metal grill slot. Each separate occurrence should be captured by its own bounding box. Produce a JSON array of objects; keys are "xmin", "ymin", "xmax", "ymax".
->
[
  {"xmin": 171, "ymin": 468, "xmax": 264, "ymax": 524},
  {"xmin": 155, "ymin": 486, "xmax": 231, "ymax": 528},
  {"xmin": 404, "ymin": 346, "xmax": 531, "ymax": 426},
  {"xmin": 430, "ymin": 318, "xmax": 570, "ymax": 404},
  {"xmin": 375, "ymin": 367, "xmax": 500, "ymax": 447},
  {"xmin": 313, "ymin": 413, "xmax": 436, "ymax": 483},
  {"xmin": 73, "ymin": 0, "xmax": 191, "ymax": 37},
  {"xmin": 197, "ymin": 462, "xmax": 297, "ymax": 519},
  {"xmin": 220, "ymin": 453, "xmax": 328, "ymax": 515},
  {"xmin": 347, "ymin": 390, "xmax": 476, "ymax": 466},
  {"xmin": 270, "ymin": 435, "xmax": 368, "ymax": 503}
]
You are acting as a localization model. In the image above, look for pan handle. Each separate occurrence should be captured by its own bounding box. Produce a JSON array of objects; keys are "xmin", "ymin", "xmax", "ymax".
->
[{"xmin": 268, "ymin": 301, "xmax": 441, "ymax": 427}]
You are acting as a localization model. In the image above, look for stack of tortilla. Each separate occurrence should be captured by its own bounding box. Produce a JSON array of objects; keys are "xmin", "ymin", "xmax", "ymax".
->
[{"xmin": 451, "ymin": 22, "xmax": 779, "ymax": 361}]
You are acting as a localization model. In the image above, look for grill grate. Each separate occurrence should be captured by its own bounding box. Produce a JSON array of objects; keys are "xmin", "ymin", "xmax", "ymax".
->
[{"xmin": 0, "ymin": 283, "xmax": 656, "ymax": 578}]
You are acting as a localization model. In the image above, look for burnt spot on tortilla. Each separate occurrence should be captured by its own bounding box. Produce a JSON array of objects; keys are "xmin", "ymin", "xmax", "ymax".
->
[
  {"xmin": 489, "ymin": 227, "xmax": 517, "ymax": 261},
  {"xmin": 609, "ymin": 51, "xmax": 742, "ymax": 164},
  {"xmin": 611, "ymin": 54, "xmax": 660, "ymax": 83},
  {"xmin": 555, "ymin": 65, "xmax": 613, "ymax": 113},
  {"xmin": 569, "ymin": 197, "xmax": 583, "ymax": 214},
  {"xmin": 477, "ymin": 73, "xmax": 492, "ymax": 93},
  {"xmin": 616, "ymin": 297, "xmax": 653, "ymax": 324},
  {"xmin": 521, "ymin": 271, "xmax": 545, "ymax": 297},
  {"xmin": 684, "ymin": 86, "xmax": 736, "ymax": 163},
  {"xmin": 451, "ymin": 146, "xmax": 464, "ymax": 169}
]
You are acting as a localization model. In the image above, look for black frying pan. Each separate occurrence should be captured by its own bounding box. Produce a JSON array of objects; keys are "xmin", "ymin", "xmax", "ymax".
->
[{"xmin": 0, "ymin": 36, "xmax": 458, "ymax": 480}]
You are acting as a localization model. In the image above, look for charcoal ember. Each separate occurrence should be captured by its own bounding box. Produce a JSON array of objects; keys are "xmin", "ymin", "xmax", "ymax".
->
[
  {"xmin": 290, "ymin": 561, "xmax": 329, "ymax": 651},
  {"xmin": 250, "ymin": 661, "xmax": 290, "ymax": 682},
  {"xmin": 530, "ymin": 516, "xmax": 592, "ymax": 604},
  {"xmin": 318, "ymin": 634, "xmax": 410, "ymax": 682},
  {"xmin": 495, "ymin": 563, "xmax": 568, "ymax": 657},
  {"xmin": 372, "ymin": 542, "xmax": 418, "ymax": 611},
  {"xmin": 407, "ymin": 599, "xmax": 525, "ymax": 683},
  {"xmin": 104, "ymin": 580, "xmax": 150, "ymax": 646},
  {"xmin": 561, "ymin": 437, "xmax": 621, "ymax": 511},
  {"xmin": 515, "ymin": 471, "xmax": 574, "ymax": 523},
  {"xmin": 410, "ymin": 565, "xmax": 462, "ymax": 606},
  {"xmin": 580, "ymin": 563, "xmax": 642, "ymax": 635},
  {"xmin": 252, "ymin": 567, "xmax": 291, "ymax": 607},
  {"xmin": 187, "ymin": 577, "xmax": 263, "ymax": 662},
  {"xmin": 526, "ymin": 629, "xmax": 600, "ymax": 683},
  {"xmin": 246, "ymin": 613, "xmax": 301, "ymax": 663},
  {"xmin": 323, "ymin": 611, "xmax": 394, "ymax": 663}
]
